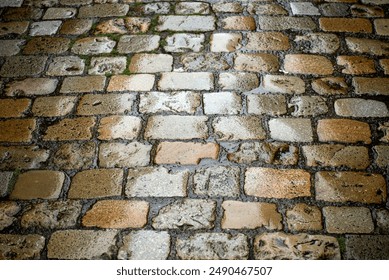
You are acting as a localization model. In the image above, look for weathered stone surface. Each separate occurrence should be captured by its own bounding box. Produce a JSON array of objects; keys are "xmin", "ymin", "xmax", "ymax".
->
[
  {"xmin": 245, "ymin": 168, "xmax": 311, "ymax": 199},
  {"xmin": 193, "ymin": 166, "xmax": 239, "ymax": 197},
  {"xmin": 0, "ymin": 21, "xmax": 29, "ymax": 36},
  {"xmin": 117, "ymin": 35, "xmax": 160, "ymax": 53},
  {"xmin": 262, "ymin": 75, "xmax": 305, "ymax": 94},
  {"xmin": 0, "ymin": 234, "xmax": 45, "ymax": 260},
  {"xmin": 10, "ymin": 171, "xmax": 65, "ymax": 200},
  {"xmin": 47, "ymin": 230, "xmax": 117, "ymax": 259},
  {"xmin": 142, "ymin": 2, "xmax": 170, "ymax": 14},
  {"xmin": 0, "ymin": 39, "xmax": 25, "ymax": 56},
  {"xmin": 72, "ymin": 37, "xmax": 116, "ymax": 55},
  {"xmin": 181, "ymin": 53, "xmax": 230, "ymax": 71},
  {"xmin": 257, "ymin": 16, "xmax": 316, "ymax": 31},
  {"xmin": 312, "ymin": 77, "xmax": 348, "ymax": 95},
  {"xmin": 154, "ymin": 142, "xmax": 219, "ymax": 165},
  {"xmin": 53, "ymin": 142, "xmax": 96, "ymax": 170},
  {"xmin": 291, "ymin": 2, "xmax": 320, "ymax": 15},
  {"xmin": 346, "ymin": 37, "xmax": 389, "ymax": 56},
  {"xmin": 98, "ymin": 116, "xmax": 141, "ymax": 140},
  {"xmin": 374, "ymin": 145, "xmax": 389, "ymax": 168},
  {"xmin": 248, "ymin": 3, "xmax": 287, "ymax": 15},
  {"xmin": 129, "ymin": 54, "xmax": 173, "ymax": 73},
  {"xmin": 246, "ymin": 32, "xmax": 290, "ymax": 51},
  {"xmin": 315, "ymin": 172, "xmax": 386, "ymax": 203},
  {"xmin": 222, "ymin": 201, "xmax": 282, "ymax": 230},
  {"xmin": 95, "ymin": 18, "xmax": 150, "ymax": 34},
  {"xmin": 68, "ymin": 169, "xmax": 123, "ymax": 199},
  {"xmin": 221, "ymin": 16, "xmax": 256, "ymax": 31},
  {"xmin": 5, "ymin": 78, "xmax": 58, "ymax": 96},
  {"xmin": 289, "ymin": 96, "xmax": 328, "ymax": 117},
  {"xmin": 99, "ymin": 142, "xmax": 151, "ymax": 168},
  {"xmin": 376, "ymin": 209, "xmax": 389, "ymax": 233},
  {"xmin": 43, "ymin": 117, "xmax": 95, "ymax": 141},
  {"xmin": 247, "ymin": 94, "xmax": 287, "ymax": 116},
  {"xmin": 353, "ymin": 77, "xmax": 389, "ymax": 95},
  {"xmin": 157, "ymin": 16, "xmax": 215, "ymax": 31},
  {"xmin": 60, "ymin": 76, "xmax": 106, "ymax": 93},
  {"xmin": 0, "ymin": 146, "xmax": 49, "ymax": 169},
  {"xmin": 269, "ymin": 118, "xmax": 313, "ymax": 142},
  {"xmin": 234, "ymin": 53, "xmax": 279, "ymax": 73},
  {"xmin": 254, "ymin": 233, "xmax": 340, "ymax": 260},
  {"xmin": 152, "ymin": 199, "xmax": 216, "ymax": 230},
  {"xmin": 323, "ymin": 206, "xmax": 374, "ymax": 234},
  {"xmin": 337, "ymin": 56, "xmax": 376, "ymax": 75},
  {"xmin": 0, "ymin": 99, "xmax": 30, "ymax": 118},
  {"xmin": 379, "ymin": 122, "xmax": 389, "ymax": 142},
  {"xmin": 320, "ymin": 3, "xmax": 349, "ymax": 16},
  {"xmin": 43, "ymin": 7, "xmax": 76, "ymax": 19},
  {"xmin": 0, "ymin": 56, "xmax": 47, "ymax": 77},
  {"xmin": 164, "ymin": 34, "xmax": 205, "ymax": 52},
  {"xmin": 286, "ymin": 204, "xmax": 322, "ymax": 232},
  {"xmin": 175, "ymin": 2, "xmax": 210, "ymax": 15},
  {"xmin": 21, "ymin": 201, "xmax": 82, "ymax": 229},
  {"xmin": 295, "ymin": 33, "xmax": 340, "ymax": 54},
  {"xmin": 107, "ymin": 75, "xmax": 155, "ymax": 92},
  {"xmin": 213, "ymin": 2, "xmax": 243, "ymax": 13},
  {"xmin": 210, "ymin": 33, "xmax": 242, "ymax": 52},
  {"xmin": 77, "ymin": 93, "xmax": 135, "ymax": 115},
  {"xmin": 82, "ymin": 200, "xmax": 149, "ymax": 229},
  {"xmin": 345, "ymin": 235, "xmax": 389, "ymax": 260},
  {"xmin": 47, "ymin": 56, "xmax": 85, "ymax": 76},
  {"xmin": 159, "ymin": 72, "xmax": 214, "ymax": 91},
  {"xmin": 126, "ymin": 167, "xmax": 188, "ymax": 197},
  {"xmin": 0, "ymin": 173, "xmax": 14, "ymax": 197},
  {"xmin": 319, "ymin": 18, "xmax": 372, "ymax": 33},
  {"xmin": 32, "ymin": 96, "xmax": 77, "ymax": 117},
  {"xmin": 335, "ymin": 98, "xmax": 388, "ymax": 117},
  {"xmin": 303, "ymin": 145, "xmax": 370, "ymax": 169},
  {"xmin": 228, "ymin": 142, "xmax": 299, "ymax": 165},
  {"xmin": 375, "ymin": 19, "xmax": 389, "ymax": 35},
  {"xmin": 88, "ymin": 57, "xmax": 126, "ymax": 75},
  {"xmin": 29, "ymin": 20, "xmax": 61, "ymax": 36},
  {"xmin": 60, "ymin": 19, "xmax": 93, "ymax": 35},
  {"xmin": 176, "ymin": 233, "xmax": 248, "ymax": 260},
  {"xmin": 0, "ymin": 202, "xmax": 20, "ymax": 230},
  {"xmin": 213, "ymin": 116, "xmax": 266, "ymax": 141},
  {"xmin": 23, "ymin": 37, "xmax": 70, "ymax": 54},
  {"xmin": 284, "ymin": 54, "xmax": 333, "ymax": 75},
  {"xmin": 219, "ymin": 73, "xmax": 259, "ymax": 91},
  {"xmin": 317, "ymin": 119, "xmax": 371, "ymax": 144},
  {"xmin": 78, "ymin": 3, "xmax": 129, "ymax": 18},
  {"xmin": 118, "ymin": 231, "xmax": 170, "ymax": 260}
]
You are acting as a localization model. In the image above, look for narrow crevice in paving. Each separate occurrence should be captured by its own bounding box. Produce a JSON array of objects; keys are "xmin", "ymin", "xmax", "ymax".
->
[{"xmin": 0, "ymin": 0, "xmax": 389, "ymax": 260}]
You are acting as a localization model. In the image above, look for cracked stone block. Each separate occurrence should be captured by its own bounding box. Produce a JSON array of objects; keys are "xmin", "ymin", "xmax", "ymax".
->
[
  {"xmin": 228, "ymin": 142, "xmax": 299, "ymax": 165},
  {"xmin": 53, "ymin": 142, "xmax": 96, "ymax": 170},
  {"xmin": 129, "ymin": 54, "xmax": 173, "ymax": 73},
  {"xmin": 203, "ymin": 92, "xmax": 241, "ymax": 114},
  {"xmin": 269, "ymin": 118, "xmax": 313, "ymax": 142},
  {"xmin": 43, "ymin": 7, "xmax": 76, "ymax": 19},
  {"xmin": 294, "ymin": 33, "xmax": 340, "ymax": 54},
  {"xmin": 289, "ymin": 96, "xmax": 328, "ymax": 117},
  {"xmin": 0, "ymin": 172, "xmax": 14, "ymax": 197},
  {"xmin": 98, "ymin": 116, "xmax": 141, "ymax": 140},
  {"xmin": 77, "ymin": 93, "xmax": 135, "ymax": 115},
  {"xmin": 376, "ymin": 209, "xmax": 389, "ymax": 233},
  {"xmin": 152, "ymin": 199, "xmax": 216, "ymax": 230},
  {"xmin": 222, "ymin": 201, "xmax": 282, "ymax": 230},
  {"xmin": 0, "ymin": 40, "xmax": 25, "ymax": 56},
  {"xmin": 213, "ymin": 116, "xmax": 266, "ymax": 141},
  {"xmin": 118, "ymin": 35, "xmax": 160, "ymax": 53},
  {"xmin": 47, "ymin": 230, "xmax": 117, "ymax": 260},
  {"xmin": 303, "ymin": 145, "xmax": 370, "ymax": 169},
  {"xmin": 157, "ymin": 16, "xmax": 215, "ymax": 31},
  {"xmin": 0, "ymin": 234, "xmax": 45, "ymax": 260},
  {"xmin": 0, "ymin": 202, "xmax": 20, "ymax": 230},
  {"xmin": 99, "ymin": 142, "xmax": 151, "ymax": 168},
  {"xmin": 246, "ymin": 32, "xmax": 290, "ymax": 51},
  {"xmin": 286, "ymin": 204, "xmax": 322, "ymax": 232},
  {"xmin": 29, "ymin": 20, "xmax": 61, "ymax": 36},
  {"xmin": 181, "ymin": 53, "xmax": 230, "ymax": 71},
  {"xmin": 254, "ymin": 232, "xmax": 340, "ymax": 260},
  {"xmin": 335, "ymin": 98, "xmax": 388, "ymax": 117},
  {"xmin": 139, "ymin": 91, "xmax": 201, "ymax": 114},
  {"xmin": 262, "ymin": 75, "xmax": 305, "ymax": 94},
  {"xmin": 164, "ymin": 33, "xmax": 205, "ymax": 53},
  {"xmin": 374, "ymin": 145, "xmax": 389, "ymax": 168},
  {"xmin": 0, "ymin": 56, "xmax": 48, "ymax": 77},
  {"xmin": 315, "ymin": 172, "xmax": 386, "ymax": 204},
  {"xmin": 0, "ymin": 146, "xmax": 49, "ymax": 169},
  {"xmin": 21, "ymin": 201, "xmax": 82, "ymax": 229},
  {"xmin": 193, "ymin": 166, "xmax": 240, "ymax": 197},
  {"xmin": 312, "ymin": 77, "xmax": 348, "ymax": 95},
  {"xmin": 219, "ymin": 73, "xmax": 259, "ymax": 91},
  {"xmin": 143, "ymin": 3, "xmax": 170, "ymax": 14},
  {"xmin": 126, "ymin": 167, "xmax": 189, "ymax": 197},
  {"xmin": 176, "ymin": 233, "xmax": 248, "ymax": 260},
  {"xmin": 346, "ymin": 235, "xmax": 389, "ymax": 260},
  {"xmin": 176, "ymin": 2, "xmax": 209, "ymax": 14},
  {"xmin": 210, "ymin": 33, "xmax": 242, "ymax": 52},
  {"xmin": 72, "ymin": 37, "xmax": 116, "ymax": 55},
  {"xmin": 247, "ymin": 94, "xmax": 287, "ymax": 116},
  {"xmin": 95, "ymin": 18, "xmax": 150, "ymax": 34},
  {"xmin": 47, "ymin": 56, "xmax": 85, "ymax": 76},
  {"xmin": 118, "ymin": 231, "xmax": 170, "ymax": 260}
]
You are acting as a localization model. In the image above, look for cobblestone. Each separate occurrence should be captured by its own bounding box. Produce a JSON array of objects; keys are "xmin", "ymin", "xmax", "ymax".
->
[
  {"xmin": 0, "ymin": 234, "xmax": 45, "ymax": 260},
  {"xmin": 286, "ymin": 204, "xmax": 322, "ymax": 232},
  {"xmin": 0, "ymin": 202, "xmax": 20, "ymax": 230},
  {"xmin": 323, "ymin": 207, "xmax": 374, "ymax": 234}
]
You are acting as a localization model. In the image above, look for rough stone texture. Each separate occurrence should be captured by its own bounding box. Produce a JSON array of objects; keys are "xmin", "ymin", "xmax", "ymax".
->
[
  {"xmin": 257, "ymin": 16, "xmax": 316, "ymax": 31},
  {"xmin": 126, "ymin": 167, "xmax": 188, "ymax": 197},
  {"xmin": 219, "ymin": 73, "xmax": 259, "ymax": 91},
  {"xmin": 82, "ymin": 200, "xmax": 149, "ymax": 229},
  {"xmin": 107, "ymin": 75, "xmax": 155, "ymax": 92},
  {"xmin": 254, "ymin": 233, "xmax": 340, "ymax": 260},
  {"xmin": 60, "ymin": 19, "xmax": 93, "ymax": 35},
  {"xmin": 212, "ymin": 116, "xmax": 265, "ymax": 141},
  {"xmin": 0, "ymin": 39, "xmax": 25, "ymax": 56},
  {"xmin": 181, "ymin": 53, "xmax": 230, "ymax": 71},
  {"xmin": 77, "ymin": 93, "xmax": 135, "ymax": 115},
  {"xmin": 289, "ymin": 96, "xmax": 328, "ymax": 117},
  {"xmin": 117, "ymin": 35, "xmax": 160, "ymax": 53},
  {"xmin": 222, "ymin": 201, "xmax": 282, "ymax": 230},
  {"xmin": 47, "ymin": 56, "xmax": 85, "ymax": 76},
  {"xmin": 284, "ymin": 54, "xmax": 334, "ymax": 75},
  {"xmin": 68, "ymin": 169, "xmax": 123, "ymax": 199},
  {"xmin": 319, "ymin": 18, "xmax": 372, "ymax": 33},
  {"xmin": 159, "ymin": 72, "xmax": 214, "ymax": 91},
  {"xmin": 21, "ymin": 201, "xmax": 82, "ymax": 229},
  {"xmin": 98, "ymin": 116, "xmax": 141, "ymax": 140},
  {"xmin": 315, "ymin": 172, "xmax": 386, "ymax": 203},
  {"xmin": 95, "ymin": 18, "xmax": 150, "ymax": 34},
  {"xmin": 0, "ymin": 22, "xmax": 29, "ymax": 36},
  {"xmin": 374, "ymin": 145, "xmax": 389, "ymax": 168},
  {"xmin": 248, "ymin": 3, "xmax": 288, "ymax": 15},
  {"xmin": 337, "ymin": 56, "xmax": 376, "ymax": 75},
  {"xmin": 303, "ymin": 145, "xmax": 370, "ymax": 169},
  {"xmin": 269, "ymin": 118, "xmax": 313, "ymax": 142},
  {"xmin": 154, "ymin": 142, "xmax": 219, "ymax": 165},
  {"xmin": 152, "ymin": 199, "xmax": 216, "ymax": 230},
  {"xmin": 0, "ymin": 146, "xmax": 49, "ymax": 170},
  {"xmin": 193, "ymin": 166, "xmax": 239, "ymax": 197},
  {"xmin": 5, "ymin": 78, "xmax": 58, "ymax": 96},
  {"xmin": 286, "ymin": 204, "xmax": 322, "ymax": 232},
  {"xmin": 228, "ymin": 142, "xmax": 299, "ymax": 165},
  {"xmin": 294, "ymin": 33, "xmax": 340, "ymax": 54},
  {"xmin": 210, "ymin": 33, "xmax": 242, "ymax": 52},
  {"xmin": 78, "ymin": 3, "xmax": 129, "ymax": 18},
  {"xmin": 32, "ymin": 96, "xmax": 77, "ymax": 117},
  {"xmin": 346, "ymin": 37, "xmax": 389, "ymax": 56},
  {"xmin": 175, "ymin": 2, "xmax": 210, "ymax": 15},
  {"xmin": 221, "ymin": 16, "xmax": 256, "ymax": 31},
  {"xmin": 353, "ymin": 77, "xmax": 389, "ymax": 95},
  {"xmin": 317, "ymin": 119, "xmax": 372, "ymax": 144},
  {"xmin": 129, "ymin": 54, "xmax": 173, "ymax": 73},
  {"xmin": 312, "ymin": 77, "xmax": 348, "ymax": 95},
  {"xmin": 0, "ymin": 56, "xmax": 47, "ymax": 77},
  {"xmin": 29, "ymin": 21, "xmax": 62, "ymax": 36},
  {"xmin": 47, "ymin": 230, "xmax": 117, "ymax": 259},
  {"xmin": 246, "ymin": 32, "xmax": 290, "ymax": 51},
  {"xmin": 234, "ymin": 53, "xmax": 279, "ymax": 73},
  {"xmin": 88, "ymin": 57, "xmax": 126, "ymax": 75},
  {"xmin": 0, "ymin": 202, "xmax": 20, "ymax": 231},
  {"xmin": 10, "ymin": 171, "xmax": 64, "ymax": 200},
  {"xmin": 99, "ymin": 142, "xmax": 151, "ymax": 168},
  {"xmin": 324, "ymin": 207, "xmax": 374, "ymax": 234},
  {"xmin": 118, "ymin": 231, "xmax": 170, "ymax": 260},
  {"xmin": 346, "ymin": 235, "xmax": 389, "ymax": 260},
  {"xmin": 245, "ymin": 168, "xmax": 311, "ymax": 199},
  {"xmin": 157, "ymin": 16, "xmax": 215, "ymax": 32},
  {"xmin": 72, "ymin": 37, "xmax": 116, "ymax": 55},
  {"xmin": 262, "ymin": 75, "xmax": 305, "ymax": 94},
  {"xmin": 53, "ymin": 142, "xmax": 95, "ymax": 170},
  {"xmin": 176, "ymin": 233, "xmax": 248, "ymax": 260},
  {"xmin": 0, "ymin": 173, "xmax": 14, "ymax": 198},
  {"xmin": 247, "ymin": 94, "xmax": 287, "ymax": 116},
  {"xmin": 0, "ymin": 235, "xmax": 45, "ymax": 260},
  {"xmin": 43, "ymin": 117, "xmax": 96, "ymax": 141},
  {"xmin": 335, "ymin": 98, "xmax": 388, "ymax": 117},
  {"xmin": 60, "ymin": 76, "xmax": 106, "ymax": 93},
  {"xmin": 164, "ymin": 34, "xmax": 205, "ymax": 53},
  {"xmin": 376, "ymin": 209, "xmax": 389, "ymax": 233},
  {"xmin": 0, "ymin": 119, "xmax": 36, "ymax": 143},
  {"xmin": 0, "ymin": 99, "xmax": 30, "ymax": 118}
]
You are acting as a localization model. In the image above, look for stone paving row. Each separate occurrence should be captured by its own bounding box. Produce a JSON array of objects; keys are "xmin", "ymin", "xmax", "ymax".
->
[{"xmin": 0, "ymin": 0, "xmax": 389, "ymax": 260}]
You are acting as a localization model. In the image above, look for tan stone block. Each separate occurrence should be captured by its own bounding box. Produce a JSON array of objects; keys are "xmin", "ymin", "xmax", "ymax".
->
[
  {"xmin": 5, "ymin": 78, "xmax": 58, "ymax": 96},
  {"xmin": 337, "ymin": 56, "xmax": 376, "ymax": 75},
  {"xmin": 10, "ymin": 171, "xmax": 65, "ymax": 200},
  {"xmin": 98, "ymin": 116, "xmax": 142, "ymax": 140},
  {"xmin": 77, "ymin": 93, "xmax": 135, "ymax": 115},
  {"xmin": 323, "ymin": 206, "xmax": 374, "ymax": 234},
  {"xmin": 129, "ymin": 54, "xmax": 173, "ymax": 73},
  {"xmin": 320, "ymin": 18, "xmax": 372, "ymax": 33},
  {"xmin": 107, "ymin": 75, "xmax": 155, "ymax": 92},
  {"xmin": 244, "ymin": 168, "xmax": 311, "ymax": 199},
  {"xmin": 0, "ymin": 146, "xmax": 49, "ymax": 170},
  {"xmin": 317, "ymin": 119, "xmax": 371, "ymax": 144},
  {"xmin": 221, "ymin": 16, "xmax": 256, "ymax": 30},
  {"xmin": 68, "ymin": 169, "xmax": 123, "ymax": 199},
  {"xmin": 380, "ymin": 59, "xmax": 389, "ymax": 75},
  {"xmin": 246, "ymin": 32, "xmax": 290, "ymax": 51},
  {"xmin": 353, "ymin": 77, "xmax": 389, "ymax": 95},
  {"xmin": 222, "ymin": 201, "xmax": 282, "ymax": 230},
  {"xmin": 315, "ymin": 172, "xmax": 386, "ymax": 203},
  {"xmin": 43, "ymin": 117, "xmax": 95, "ymax": 141},
  {"xmin": 312, "ymin": 77, "xmax": 348, "ymax": 95},
  {"xmin": 284, "ymin": 54, "xmax": 333, "ymax": 75},
  {"xmin": 82, "ymin": 200, "xmax": 149, "ymax": 229},
  {"xmin": 0, "ymin": 119, "xmax": 36, "ymax": 143},
  {"xmin": 60, "ymin": 76, "xmax": 106, "ymax": 93},
  {"xmin": 374, "ymin": 19, "xmax": 389, "ymax": 35},
  {"xmin": 0, "ymin": 234, "xmax": 45, "ymax": 260},
  {"xmin": 155, "ymin": 142, "xmax": 219, "ymax": 165},
  {"xmin": 99, "ymin": 142, "xmax": 151, "ymax": 168},
  {"xmin": 286, "ymin": 204, "xmax": 322, "ymax": 231},
  {"xmin": 234, "ymin": 53, "xmax": 279, "ymax": 73},
  {"xmin": 0, "ymin": 99, "xmax": 30, "ymax": 118},
  {"xmin": 32, "ymin": 96, "xmax": 77, "ymax": 117}
]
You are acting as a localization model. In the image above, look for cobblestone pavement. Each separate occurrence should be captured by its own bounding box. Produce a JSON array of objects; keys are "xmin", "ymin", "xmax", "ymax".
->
[{"xmin": 0, "ymin": 0, "xmax": 389, "ymax": 260}]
